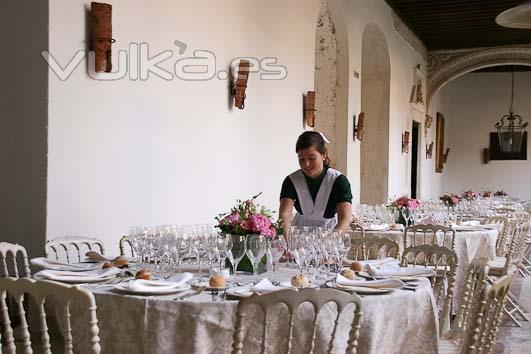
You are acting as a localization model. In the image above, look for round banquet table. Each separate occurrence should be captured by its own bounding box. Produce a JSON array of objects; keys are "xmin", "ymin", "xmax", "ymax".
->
[
  {"xmin": 67, "ymin": 268, "xmax": 439, "ymax": 354},
  {"xmin": 362, "ymin": 227, "xmax": 498, "ymax": 310}
]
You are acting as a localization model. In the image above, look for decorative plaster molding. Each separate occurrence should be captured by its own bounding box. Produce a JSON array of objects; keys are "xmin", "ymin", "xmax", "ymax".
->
[
  {"xmin": 427, "ymin": 45, "xmax": 531, "ymax": 107},
  {"xmin": 391, "ymin": 11, "xmax": 428, "ymax": 60}
]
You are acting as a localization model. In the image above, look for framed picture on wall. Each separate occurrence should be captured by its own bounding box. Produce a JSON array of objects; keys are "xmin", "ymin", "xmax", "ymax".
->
[{"xmin": 435, "ymin": 112, "xmax": 445, "ymax": 173}]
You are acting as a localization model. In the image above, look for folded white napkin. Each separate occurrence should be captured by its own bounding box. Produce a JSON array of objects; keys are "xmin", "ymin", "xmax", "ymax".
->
[
  {"xmin": 231, "ymin": 278, "xmax": 283, "ymax": 295},
  {"xmin": 336, "ymin": 274, "xmax": 404, "ymax": 289},
  {"xmin": 367, "ymin": 224, "xmax": 389, "ymax": 231},
  {"xmin": 452, "ymin": 224, "xmax": 481, "ymax": 231},
  {"xmin": 459, "ymin": 220, "xmax": 481, "ymax": 226},
  {"xmin": 33, "ymin": 267, "xmax": 121, "ymax": 282},
  {"xmin": 31, "ymin": 257, "xmax": 100, "ymax": 272},
  {"xmin": 364, "ymin": 264, "xmax": 435, "ymax": 277},
  {"xmin": 128, "ymin": 273, "xmax": 193, "ymax": 292},
  {"xmin": 344, "ymin": 257, "xmax": 400, "ymax": 268}
]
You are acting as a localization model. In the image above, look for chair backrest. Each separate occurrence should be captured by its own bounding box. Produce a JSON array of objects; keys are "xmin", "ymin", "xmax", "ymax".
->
[
  {"xmin": 0, "ymin": 242, "xmax": 31, "ymax": 278},
  {"xmin": 401, "ymin": 244, "xmax": 458, "ymax": 335},
  {"xmin": 45, "ymin": 236, "xmax": 105, "ymax": 263},
  {"xmin": 460, "ymin": 274, "xmax": 514, "ymax": 354},
  {"xmin": 501, "ymin": 222, "xmax": 530, "ymax": 276},
  {"xmin": 492, "ymin": 219, "xmax": 516, "ymax": 257},
  {"xmin": 119, "ymin": 235, "xmax": 134, "ymax": 257},
  {"xmin": 449, "ymin": 258, "xmax": 490, "ymax": 341},
  {"xmin": 404, "ymin": 224, "xmax": 456, "ymax": 250},
  {"xmin": 347, "ymin": 235, "xmax": 399, "ymax": 260},
  {"xmin": 349, "ymin": 223, "xmax": 365, "ymax": 236},
  {"xmin": 0, "ymin": 277, "xmax": 100, "ymax": 354},
  {"xmin": 231, "ymin": 288, "xmax": 363, "ymax": 354}
]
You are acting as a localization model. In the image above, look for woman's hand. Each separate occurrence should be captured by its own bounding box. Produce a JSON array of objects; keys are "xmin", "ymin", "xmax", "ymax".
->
[
  {"xmin": 335, "ymin": 202, "xmax": 352, "ymax": 231},
  {"xmin": 279, "ymin": 198, "xmax": 294, "ymax": 237}
]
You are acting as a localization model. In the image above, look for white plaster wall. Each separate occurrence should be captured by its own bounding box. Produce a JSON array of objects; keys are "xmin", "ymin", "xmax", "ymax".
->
[
  {"xmin": 338, "ymin": 0, "xmax": 438, "ymax": 203},
  {"xmin": 438, "ymin": 72, "xmax": 531, "ymax": 199},
  {"xmin": 47, "ymin": 0, "xmax": 321, "ymax": 252},
  {"xmin": 0, "ymin": 0, "xmax": 49, "ymax": 258}
]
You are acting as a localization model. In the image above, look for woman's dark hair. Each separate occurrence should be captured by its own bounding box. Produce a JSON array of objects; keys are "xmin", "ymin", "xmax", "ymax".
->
[{"xmin": 295, "ymin": 131, "xmax": 331, "ymax": 166}]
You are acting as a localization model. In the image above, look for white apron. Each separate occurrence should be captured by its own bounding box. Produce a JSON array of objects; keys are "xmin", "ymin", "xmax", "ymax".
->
[{"xmin": 289, "ymin": 168, "xmax": 342, "ymax": 230}]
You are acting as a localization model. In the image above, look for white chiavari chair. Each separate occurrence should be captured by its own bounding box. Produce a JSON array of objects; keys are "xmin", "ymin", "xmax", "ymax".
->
[
  {"xmin": 439, "ymin": 274, "xmax": 514, "ymax": 354},
  {"xmin": 0, "ymin": 242, "xmax": 31, "ymax": 278},
  {"xmin": 119, "ymin": 236, "xmax": 134, "ymax": 257},
  {"xmin": 347, "ymin": 235, "xmax": 399, "ymax": 260},
  {"xmin": 231, "ymin": 288, "xmax": 363, "ymax": 354},
  {"xmin": 0, "ymin": 277, "xmax": 101, "ymax": 354},
  {"xmin": 401, "ymin": 244, "xmax": 458, "ymax": 335},
  {"xmin": 481, "ymin": 216, "xmax": 509, "ymax": 257},
  {"xmin": 487, "ymin": 222, "xmax": 530, "ymax": 326},
  {"xmin": 45, "ymin": 236, "xmax": 105, "ymax": 263},
  {"xmin": 404, "ymin": 224, "xmax": 456, "ymax": 251}
]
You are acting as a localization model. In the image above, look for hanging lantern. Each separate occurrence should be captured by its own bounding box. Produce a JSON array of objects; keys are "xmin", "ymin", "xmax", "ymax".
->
[{"xmin": 495, "ymin": 71, "xmax": 528, "ymax": 153}]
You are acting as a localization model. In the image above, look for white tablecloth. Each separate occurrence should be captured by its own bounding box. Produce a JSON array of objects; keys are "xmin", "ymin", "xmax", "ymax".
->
[
  {"xmin": 362, "ymin": 228, "xmax": 498, "ymax": 310},
  {"xmin": 65, "ymin": 269, "xmax": 438, "ymax": 354}
]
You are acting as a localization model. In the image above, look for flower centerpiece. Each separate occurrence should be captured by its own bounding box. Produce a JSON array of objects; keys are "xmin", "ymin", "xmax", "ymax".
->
[
  {"xmin": 462, "ymin": 190, "xmax": 478, "ymax": 201},
  {"xmin": 494, "ymin": 190, "xmax": 508, "ymax": 197},
  {"xmin": 215, "ymin": 193, "xmax": 282, "ymax": 273},
  {"xmin": 388, "ymin": 196, "xmax": 422, "ymax": 226},
  {"xmin": 482, "ymin": 191, "xmax": 493, "ymax": 198},
  {"xmin": 440, "ymin": 193, "xmax": 460, "ymax": 207}
]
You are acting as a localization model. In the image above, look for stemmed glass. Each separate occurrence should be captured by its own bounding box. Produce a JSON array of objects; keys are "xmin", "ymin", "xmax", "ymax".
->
[
  {"xmin": 216, "ymin": 235, "xmax": 231, "ymax": 271},
  {"xmin": 227, "ymin": 235, "xmax": 246, "ymax": 275},
  {"xmin": 401, "ymin": 208, "xmax": 412, "ymax": 227},
  {"xmin": 267, "ymin": 236, "xmax": 287, "ymax": 283},
  {"xmin": 245, "ymin": 234, "xmax": 267, "ymax": 284}
]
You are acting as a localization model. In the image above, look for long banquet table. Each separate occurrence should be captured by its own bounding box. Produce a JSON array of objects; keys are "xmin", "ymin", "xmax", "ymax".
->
[
  {"xmin": 362, "ymin": 227, "xmax": 498, "ymax": 311},
  {"xmin": 67, "ymin": 268, "xmax": 439, "ymax": 354}
]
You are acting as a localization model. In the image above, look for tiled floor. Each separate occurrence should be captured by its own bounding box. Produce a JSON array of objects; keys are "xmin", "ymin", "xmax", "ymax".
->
[{"xmin": 495, "ymin": 273, "xmax": 531, "ymax": 354}]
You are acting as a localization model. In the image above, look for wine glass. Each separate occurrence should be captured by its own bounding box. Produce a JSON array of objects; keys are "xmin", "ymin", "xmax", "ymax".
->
[
  {"xmin": 401, "ymin": 208, "xmax": 412, "ymax": 227},
  {"xmin": 216, "ymin": 235, "xmax": 231, "ymax": 271},
  {"xmin": 267, "ymin": 236, "xmax": 287, "ymax": 283},
  {"xmin": 227, "ymin": 235, "xmax": 246, "ymax": 275},
  {"xmin": 245, "ymin": 234, "xmax": 267, "ymax": 284}
]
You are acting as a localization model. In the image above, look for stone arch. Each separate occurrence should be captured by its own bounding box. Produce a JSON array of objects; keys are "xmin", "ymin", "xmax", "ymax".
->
[
  {"xmin": 427, "ymin": 45, "xmax": 531, "ymax": 108},
  {"xmin": 360, "ymin": 22, "xmax": 391, "ymax": 205},
  {"xmin": 314, "ymin": 0, "xmax": 350, "ymax": 173}
]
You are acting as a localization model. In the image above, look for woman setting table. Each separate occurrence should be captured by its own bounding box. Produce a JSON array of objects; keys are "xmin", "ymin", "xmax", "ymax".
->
[{"xmin": 279, "ymin": 131, "xmax": 353, "ymax": 231}]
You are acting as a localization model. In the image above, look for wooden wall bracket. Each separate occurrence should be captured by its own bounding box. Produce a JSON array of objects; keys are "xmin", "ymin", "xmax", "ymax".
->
[
  {"xmin": 483, "ymin": 148, "xmax": 491, "ymax": 164},
  {"xmin": 91, "ymin": 2, "xmax": 114, "ymax": 73},
  {"xmin": 402, "ymin": 131, "xmax": 410, "ymax": 153},
  {"xmin": 303, "ymin": 91, "xmax": 316, "ymax": 127},
  {"xmin": 443, "ymin": 148, "xmax": 450, "ymax": 163},
  {"xmin": 426, "ymin": 142, "xmax": 434, "ymax": 159},
  {"xmin": 353, "ymin": 112, "xmax": 365, "ymax": 141},
  {"xmin": 232, "ymin": 60, "xmax": 250, "ymax": 109}
]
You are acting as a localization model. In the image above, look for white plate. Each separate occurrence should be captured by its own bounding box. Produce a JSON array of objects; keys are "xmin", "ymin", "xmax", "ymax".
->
[
  {"xmin": 39, "ymin": 276, "xmax": 117, "ymax": 284},
  {"xmin": 326, "ymin": 281, "xmax": 394, "ymax": 294},
  {"xmin": 113, "ymin": 282, "xmax": 191, "ymax": 295},
  {"xmin": 358, "ymin": 269, "xmax": 434, "ymax": 280}
]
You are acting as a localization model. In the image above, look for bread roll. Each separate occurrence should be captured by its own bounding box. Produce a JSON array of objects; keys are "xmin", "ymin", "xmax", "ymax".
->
[
  {"xmin": 112, "ymin": 256, "xmax": 128, "ymax": 267},
  {"xmin": 102, "ymin": 261, "xmax": 115, "ymax": 269},
  {"xmin": 349, "ymin": 261, "xmax": 363, "ymax": 272},
  {"xmin": 291, "ymin": 274, "xmax": 309, "ymax": 288},
  {"xmin": 340, "ymin": 269, "xmax": 356, "ymax": 280},
  {"xmin": 209, "ymin": 275, "xmax": 226, "ymax": 288},
  {"xmin": 135, "ymin": 269, "xmax": 152, "ymax": 280}
]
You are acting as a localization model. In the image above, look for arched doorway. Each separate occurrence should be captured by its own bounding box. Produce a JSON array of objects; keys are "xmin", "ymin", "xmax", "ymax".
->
[
  {"xmin": 360, "ymin": 23, "xmax": 391, "ymax": 205},
  {"xmin": 314, "ymin": 0, "xmax": 349, "ymax": 173}
]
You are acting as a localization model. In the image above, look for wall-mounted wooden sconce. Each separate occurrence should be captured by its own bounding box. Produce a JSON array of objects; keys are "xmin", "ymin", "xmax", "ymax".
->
[
  {"xmin": 483, "ymin": 148, "xmax": 491, "ymax": 164},
  {"xmin": 443, "ymin": 148, "xmax": 450, "ymax": 163},
  {"xmin": 402, "ymin": 131, "xmax": 410, "ymax": 154},
  {"xmin": 91, "ymin": 2, "xmax": 115, "ymax": 73},
  {"xmin": 232, "ymin": 60, "xmax": 250, "ymax": 109},
  {"xmin": 426, "ymin": 142, "xmax": 434, "ymax": 159},
  {"xmin": 303, "ymin": 91, "xmax": 316, "ymax": 127},
  {"xmin": 353, "ymin": 112, "xmax": 365, "ymax": 141}
]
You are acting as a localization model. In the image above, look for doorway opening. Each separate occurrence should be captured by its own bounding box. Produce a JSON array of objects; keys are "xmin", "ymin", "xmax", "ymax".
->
[{"xmin": 411, "ymin": 121, "xmax": 420, "ymax": 198}]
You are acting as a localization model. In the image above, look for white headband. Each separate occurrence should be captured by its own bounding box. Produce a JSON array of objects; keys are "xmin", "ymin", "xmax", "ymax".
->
[{"xmin": 318, "ymin": 132, "xmax": 331, "ymax": 144}]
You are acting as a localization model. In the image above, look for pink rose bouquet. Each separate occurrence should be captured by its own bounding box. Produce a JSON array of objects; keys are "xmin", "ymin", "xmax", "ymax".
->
[
  {"xmin": 440, "ymin": 193, "xmax": 460, "ymax": 207},
  {"xmin": 462, "ymin": 190, "xmax": 478, "ymax": 201},
  {"xmin": 390, "ymin": 196, "xmax": 422, "ymax": 210},
  {"xmin": 215, "ymin": 193, "xmax": 282, "ymax": 238}
]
